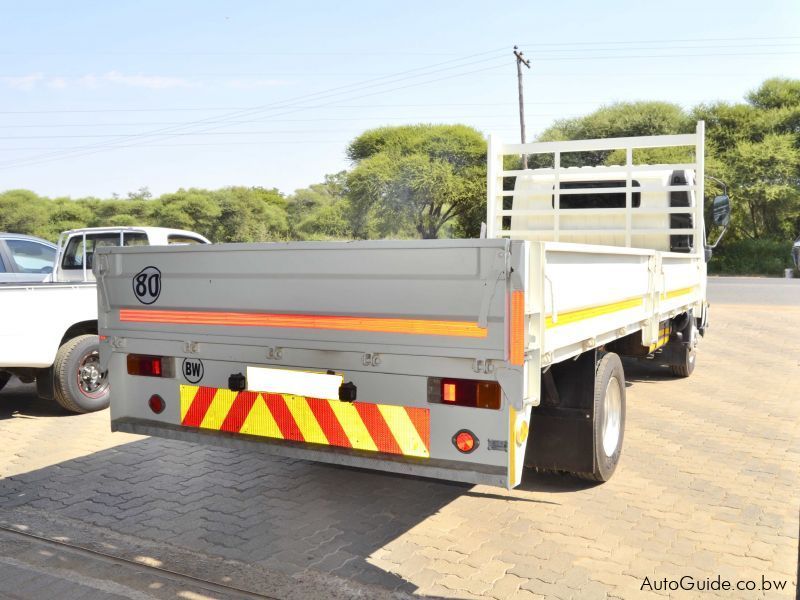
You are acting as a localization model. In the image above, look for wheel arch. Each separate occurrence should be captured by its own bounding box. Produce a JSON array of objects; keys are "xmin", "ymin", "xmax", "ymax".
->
[{"xmin": 59, "ymin": 320, "xmax": 98, "ymax": 346}]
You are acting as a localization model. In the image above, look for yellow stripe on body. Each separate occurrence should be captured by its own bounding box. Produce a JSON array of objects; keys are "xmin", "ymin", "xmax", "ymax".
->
[
  {"xmin": 180, "ymin": 385, "xmax": 198, "ymax": 422},
  {"xmin": 199, "ymin": 388, "xmax": 237, "ymax": 430},
  {"xmin": 328, "ymin": 401, "xmax": 379, "ymax": 452},
  {"xmin": 376, "ymin": 404, "xmax": 429, "ymax": 458},
  {"xmin": 239, "ymin": 394, "xmax": 284, "ymax": 439},
  {"xmin": 664, "ymin": 286, "xmax": 698, "ymax": 300},
  {"xmin": 545, "ymin": 297, "xmax": 643, "ymax": 329},
  {"xmin": 284, "ymin": 395, "xmax": 329, "ymax": 446}
]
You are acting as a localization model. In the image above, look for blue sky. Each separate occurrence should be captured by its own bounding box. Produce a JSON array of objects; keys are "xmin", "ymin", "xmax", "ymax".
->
[{"xmin": 0, "ymin": 0, "xmax": 798, "ymax": 198}]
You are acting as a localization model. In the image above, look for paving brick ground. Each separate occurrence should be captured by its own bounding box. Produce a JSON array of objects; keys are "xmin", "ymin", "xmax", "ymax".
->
[{"xmin": 0, "ymin": 298, "xmax": 797, "ymax": 599}]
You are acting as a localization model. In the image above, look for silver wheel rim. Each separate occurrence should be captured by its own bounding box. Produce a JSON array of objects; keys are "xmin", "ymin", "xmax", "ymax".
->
[
  {"xmin": 78, "ymin": 350, "xmax": 107, "ymax": 396},
  {"xmin": 602, "ymin": 376, "xmax": 622, "ymax": 457}
]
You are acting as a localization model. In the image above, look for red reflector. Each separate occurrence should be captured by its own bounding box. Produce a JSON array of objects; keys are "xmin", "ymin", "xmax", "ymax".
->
[
  {"xmin": 127, "ymin": 354, "xmax": 165, "ymax": 377},
  {"xmin": 148, "ymin": 394, "xmax": 165, "ymax": 414},
  {"xmin": 453, "ymin": 429, "xmax": 478, "ymax": 453},
  {"xmin": 443, "ymin": 382, "xmax": 457, "ymax": 403}
]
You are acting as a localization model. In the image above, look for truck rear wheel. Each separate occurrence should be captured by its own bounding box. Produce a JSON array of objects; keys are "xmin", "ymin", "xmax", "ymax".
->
[
  {"xmin": 53, "ymin": 335, "xmax": 110, "ymax": 413},
  {"xmin": 669, "ymin": 319, "xmax": 697, "ymax": 378},
  {"xmin": 577, "ymin": 352, "xmax": 626, "ymax": 482}
]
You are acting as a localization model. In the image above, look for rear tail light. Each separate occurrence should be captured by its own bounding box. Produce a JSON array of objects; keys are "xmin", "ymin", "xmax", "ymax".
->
[
  {"xmin": 453, "ymin": 429, "xmax": 478, "ymax": 453},
  {"xmin": 435, "ymin": 378, "xmax": 501, "ymax": 410},
  {"xmin": 127, "ymin": 354, "xmax": 173, "ymax": 377}
]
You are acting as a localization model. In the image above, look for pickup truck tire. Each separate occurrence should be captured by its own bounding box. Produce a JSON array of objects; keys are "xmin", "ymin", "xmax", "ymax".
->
[
  {"xmin": 53, "ymin": 335, "xmax": 110, "ymax": 413},
  {"xmin": 577, "ymin": 352, "xmax": 626, "ymax": 482},
  {"xmin": 0, "ymin": 371, "xmax": 10, "ymax": 393}
]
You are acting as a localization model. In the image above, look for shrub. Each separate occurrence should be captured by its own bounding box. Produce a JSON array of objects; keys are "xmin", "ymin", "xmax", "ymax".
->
[{"xmin": 708, "ymin": 238, "xmax": 794, "ymax": 276}]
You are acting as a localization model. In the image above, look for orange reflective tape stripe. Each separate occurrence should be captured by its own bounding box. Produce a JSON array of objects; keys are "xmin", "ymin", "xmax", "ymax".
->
[
  {"xmin": 509, "ymin": 291, "xmax": 525, "ymax": 366},
  {"xmin": 120, "ymin": 309, "xmax": 487, "ymax": 338},
  {"xmin": 179, "ymin": 385, "xmax": 430, "ymax": 457}
]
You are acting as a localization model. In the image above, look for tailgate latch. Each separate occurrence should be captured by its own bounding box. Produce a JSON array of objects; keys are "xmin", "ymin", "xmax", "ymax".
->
[
  {"xmin": 228, "ymin": 372, "xmax": 246, "ymax": 392},
  {"xmin": 338, "ymin": 381, "xmax": 357, "ymax": 402}
]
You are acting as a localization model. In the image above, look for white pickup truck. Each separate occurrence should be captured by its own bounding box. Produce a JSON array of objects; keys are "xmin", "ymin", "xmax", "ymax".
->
[
  {"xmin": 97, "ymin": 124, "xmax": 731, "ymax": 487},
  {"xmin": 0, "ymin": 226, "xmax": 210, "ymax": 412}
]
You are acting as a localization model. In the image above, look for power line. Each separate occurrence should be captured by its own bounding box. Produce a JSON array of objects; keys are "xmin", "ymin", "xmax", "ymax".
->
[
  {"xmin": 0, "ymin": 53, "xmax": 511, "ymax": 170},
  {"xmin": 518, "ymin": 35, "xmax": 800, "ymax": 46},
  {"xmin": 0, "ymin": 60, "xmax": 509, "ymax": 168},
  {"xmin": 0, "ymin": 49, "xmax": 508, "ymax": 167},
  {"xmin": 2, "ymin": 35, "xmax": 799, "ymax": 55},
  {"xmin": 0, "ymin": 115, "xmax": 566, "ymax": 129},
  {"xmin": 0, "ymin": 84, "xmax": 779, "ymax": 115},
  {"xmin": 536, "ymin": 50, "xmax": 800, "ymax": 61},
  {"xmin": 1, "ymin": 41, "xmax": 797, "ymax": 79}
]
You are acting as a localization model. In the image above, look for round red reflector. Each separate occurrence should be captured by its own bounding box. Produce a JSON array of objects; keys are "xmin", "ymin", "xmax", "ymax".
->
[
  {"xmin": 453, "ymin": 429, "xmax": 478, "ymax": 454},
  {"xmin": 148, "ymin": 394, "xmax": 165, "ymax": 414}
]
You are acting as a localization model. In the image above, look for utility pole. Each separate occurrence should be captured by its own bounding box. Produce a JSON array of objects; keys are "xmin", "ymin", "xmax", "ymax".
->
[{"xmin": 513, "ymin": 45, "xmax": 531, "ymax": 169}]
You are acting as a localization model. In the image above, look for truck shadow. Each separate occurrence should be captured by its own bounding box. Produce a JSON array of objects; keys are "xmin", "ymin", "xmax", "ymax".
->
[
  {"xmin": 0, "ymin": 378, "xmax": 70, "ymax": 419},
  {"xmin": 621, "ymin": 357, "xmax": 679, "ymax": 384},
  {"xmin": 0, "ymin": 431, "xmax": 572, "ymax": 599}
]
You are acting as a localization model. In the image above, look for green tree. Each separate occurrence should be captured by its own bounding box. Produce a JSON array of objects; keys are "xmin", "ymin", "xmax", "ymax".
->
[
  {"xmin": 151, "ymin": 189, "xmax": 223, "ymax": 239},
  {"xmin": 538, "ymin": 101, "xmax": 693, "ymax": 167},
  {"xmin": 287, "ymin": 172, "xmax": 353, "ymax": 239},
  {"xmin": 0, "ymin": 190, "xmax": 50, "ymax": 237},
  {"xmin": 694, "ymin": 78, "xmax": 800, "ymax": 240},
  {"xmin": 211, "ymin": 187, "xmax": 289, "ymax": 242},
  {"xmin": 346, "ymin": 124, "xmax": 486, "ymax": 239}
]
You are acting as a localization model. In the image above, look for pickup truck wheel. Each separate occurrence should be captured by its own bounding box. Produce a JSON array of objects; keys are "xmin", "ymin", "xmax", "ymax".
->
[
  {"xmin": 53, "ymin": 335, "xmax": 110, "ymax": 413},
  {"xmin": 0, "ymin": 371, "xmax": 10, "ymax": 393},
  {"xmin": 577, "ymin": 352, "xmax": 626, "ymax": 483}
]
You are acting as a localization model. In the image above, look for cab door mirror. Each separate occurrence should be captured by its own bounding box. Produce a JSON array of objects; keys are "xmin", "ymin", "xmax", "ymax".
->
[{"xmin": 711, "ymin": 195, "xmax": 731, "ymax": 227}]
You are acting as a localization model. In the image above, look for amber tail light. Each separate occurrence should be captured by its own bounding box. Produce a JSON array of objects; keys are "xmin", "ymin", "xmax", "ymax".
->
[
  {"xmin": 127, "ymin": 354, "xmax": 173, "ymax": 378},
  {"xmin": 437, "ymin": 378, "xmax": 501, "ymax": 410}
]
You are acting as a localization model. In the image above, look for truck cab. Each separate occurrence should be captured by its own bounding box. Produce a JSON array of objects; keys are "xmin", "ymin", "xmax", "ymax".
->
[{"xmin": 54, "ymin": 227, "xmax": 210, "ymax": 283}]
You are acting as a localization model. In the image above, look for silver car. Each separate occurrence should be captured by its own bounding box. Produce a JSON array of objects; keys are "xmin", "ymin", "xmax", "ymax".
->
[{"xmin": 0, "ymin": 233, "xmax": 57, "ymax": 283}]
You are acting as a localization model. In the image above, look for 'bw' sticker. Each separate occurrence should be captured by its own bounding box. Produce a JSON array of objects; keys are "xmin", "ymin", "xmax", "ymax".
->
[
  {"xmin": 132, "ymin": 266, "xmax": 161, "ymax": 305},
  {"xmin": 182, "ymin": 358, "xmax": 204, "ymax": 384}
]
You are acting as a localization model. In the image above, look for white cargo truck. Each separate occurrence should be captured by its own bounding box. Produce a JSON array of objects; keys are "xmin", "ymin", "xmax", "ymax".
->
[{"xmin": 97, "ymin": 123, "xmax": 730, "ymax": 487}]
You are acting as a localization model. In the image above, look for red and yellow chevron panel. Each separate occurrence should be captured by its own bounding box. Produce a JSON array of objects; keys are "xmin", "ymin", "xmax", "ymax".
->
[{"xmin": 179, "ymin": 385, "xmax": 430, "ymax": 458}]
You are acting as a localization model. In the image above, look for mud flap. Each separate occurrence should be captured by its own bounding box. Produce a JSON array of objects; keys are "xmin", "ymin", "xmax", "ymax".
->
[{"xmin": 524, "ymin": 350, "xmax": 596, "ymax": 474}]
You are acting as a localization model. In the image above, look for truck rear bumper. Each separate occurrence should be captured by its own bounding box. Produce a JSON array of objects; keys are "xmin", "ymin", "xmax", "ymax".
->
[{"xmin": 113, "ymin": 418, "xmax": 508, "ymax": 487}]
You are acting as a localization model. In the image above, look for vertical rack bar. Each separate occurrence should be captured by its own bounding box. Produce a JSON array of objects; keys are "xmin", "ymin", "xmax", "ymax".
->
[
  {"xmin": 486, "ymin": 134, "xmax": 501, "ymax": 238},
  {"xmin": 694, "ymin": 121, "xmax": 705, "ymax": 257},
  {"xmin": 625, "ymin": 146, "xmax": 633, "ymax": 248},
  {"xmin": 553, "ymin": 151, "xmax": 561, "ymax": 242}
]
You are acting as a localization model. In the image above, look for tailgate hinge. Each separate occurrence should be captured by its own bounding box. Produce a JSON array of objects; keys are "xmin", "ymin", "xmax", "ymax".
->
[{"xmin": 478, "ymin": 250, "xmax": 509, "ymax": 328}]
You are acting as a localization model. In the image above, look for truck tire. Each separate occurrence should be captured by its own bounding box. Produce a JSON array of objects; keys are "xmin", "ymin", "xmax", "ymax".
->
[
  {"xmin": 53, "ymin": 335, "xmax": 110, "ymax": 413},
  {"xmin": 669, "ymin": 319, "xmax": 697, "ymax": 378},
  {"xmin": 577, "ymin": 352, "xmax": 626, "ymax": 482},
  {"xmin": 0, "ymin": 371, "xmax": 10, "ymax": 393}
]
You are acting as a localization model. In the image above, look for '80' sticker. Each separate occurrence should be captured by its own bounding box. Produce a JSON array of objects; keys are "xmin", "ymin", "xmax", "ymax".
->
[{"xmin": 132, "ymin": 266, "xmax": 161, "ymax": 304}]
